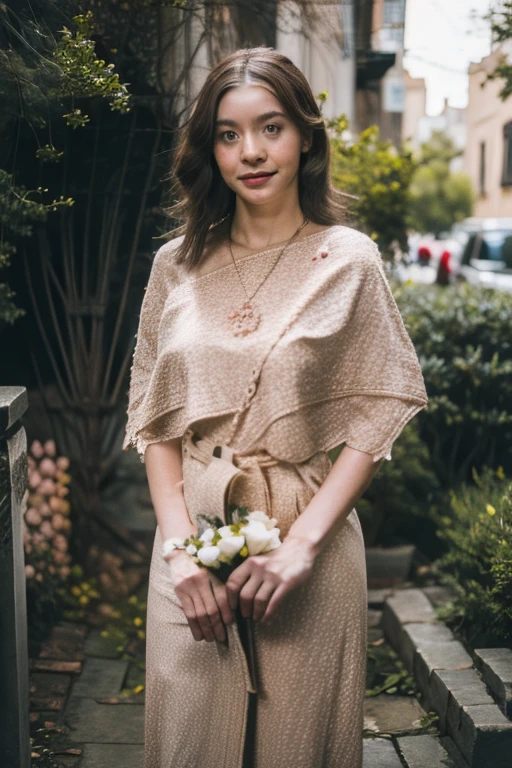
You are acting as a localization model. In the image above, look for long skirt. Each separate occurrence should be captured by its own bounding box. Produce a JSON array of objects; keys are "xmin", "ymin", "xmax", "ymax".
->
[{"xmin": 144, "ymin": 429, "xmax": 368, "ymax": 768}]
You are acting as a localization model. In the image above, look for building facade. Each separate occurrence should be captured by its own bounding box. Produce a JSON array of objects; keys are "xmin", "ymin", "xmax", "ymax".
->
[
  {"xmin": 355, "ymin": 0, "xmax": 407, "ymax": 144},
  {"xmin": 464, "ymin": 43, "xmax": 512, "ymax": 217},
  {"xmin": 402, "ymin": 70, "xmax": 426, "ymax": 150}
]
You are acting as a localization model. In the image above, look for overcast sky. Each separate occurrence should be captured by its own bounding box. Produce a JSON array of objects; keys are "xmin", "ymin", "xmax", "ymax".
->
[{"xmin": 403, "ymin": 0, "xmax": 494, "ymax": 115}]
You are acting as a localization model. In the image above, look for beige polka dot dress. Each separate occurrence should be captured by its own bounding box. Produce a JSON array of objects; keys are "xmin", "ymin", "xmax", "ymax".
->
[{"xmin": 123, "ymin": 225, "xmax": 428, "ymax": 768}]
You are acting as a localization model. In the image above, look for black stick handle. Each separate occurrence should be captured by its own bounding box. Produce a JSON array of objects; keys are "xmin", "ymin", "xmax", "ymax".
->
[{"xmin": 236, "ymin": 608, "xmax": 259, "ymax": 693}]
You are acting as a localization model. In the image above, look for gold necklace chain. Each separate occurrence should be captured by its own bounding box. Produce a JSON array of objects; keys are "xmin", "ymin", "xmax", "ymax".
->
[{"xmin": 227, "ymin": 217, "xmax": 309, "ymax": 337}]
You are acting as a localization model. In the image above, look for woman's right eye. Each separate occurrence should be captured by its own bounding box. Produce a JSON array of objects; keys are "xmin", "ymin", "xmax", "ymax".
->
[{"xmin": 221, "ymin": 131, "xmax": 237, "ymax": 142}]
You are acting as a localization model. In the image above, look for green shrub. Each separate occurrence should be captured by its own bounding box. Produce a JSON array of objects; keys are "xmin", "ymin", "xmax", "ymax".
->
[
  {"xmin": 431, "ymin": 467, "xmax": 512, "ymax": 647},
  {"xmin": 393, "ymin": 281, "xmax": 512, "ymax": 487},
  {"xmin": 357, "ymin": 421, "xmax": 442, "ymax": 553}
]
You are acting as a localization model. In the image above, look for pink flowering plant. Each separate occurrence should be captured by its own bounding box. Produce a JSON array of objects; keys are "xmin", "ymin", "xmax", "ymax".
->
[
  {"xmin": 23, "ymin": 439, "xmax": 75, "ymax": 646},
  {"xmin": 183, "ymin": 505, "xmax": 282, "ymax": 581},
  {"xmin": 24, "ymin": 439, "xmax": 73, "ymax": 590}
]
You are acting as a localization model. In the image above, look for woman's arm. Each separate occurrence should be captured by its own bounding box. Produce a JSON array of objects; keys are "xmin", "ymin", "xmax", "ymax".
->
[
  {"xmin": 225, "ymin": 445, "xmax": 382, "ymax": 623},
  {"xmin": 285, "ymin": 444, "xmax": 382, "ymax": 557},
  {"xmin": 144, "ymin": 438, "xmax": 196, "ymax": 542},
  {"xmin": 144, "ymin": 439, "xmax": 234, "ymax": 641}
]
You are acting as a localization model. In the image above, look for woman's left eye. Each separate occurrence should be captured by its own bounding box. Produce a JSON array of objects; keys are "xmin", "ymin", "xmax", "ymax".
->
[{"xmin": 265, "ymin": 124, "xmax": 281, "ymax": 135}]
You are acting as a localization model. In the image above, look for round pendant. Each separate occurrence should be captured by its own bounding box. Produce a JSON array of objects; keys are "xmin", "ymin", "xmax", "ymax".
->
[{"xmin": 228, "ymin": 301, "xmax": 261, "ymax": 337}]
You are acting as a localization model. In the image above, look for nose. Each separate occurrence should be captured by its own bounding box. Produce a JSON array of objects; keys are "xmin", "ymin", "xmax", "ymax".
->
[{"xmin": 240, "ymin": 132, "xmax": 266, "ymax": 163}]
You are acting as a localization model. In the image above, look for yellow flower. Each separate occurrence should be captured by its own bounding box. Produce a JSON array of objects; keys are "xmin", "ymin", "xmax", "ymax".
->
[
  {"xmin": 496, "ymin": 466, "xmax": 505, "ymax": 480},
  {"xmin": 111, "ymin": 610, "xmax": 121, "ymax": 618},
  {"xmin": 81, "ymin": 582, "xmax": 90, "ymax": 592},
  {"xmin": 128, "ymin": 595, "xmax": 137, "ymax": 605},
  {"xmin": 132, "ymin": 684, "xmax": 144, "ymax": 695},
  {"xmin": 239, "ymin": 545, "xmax": 248, "ymax": 558},
  {"xmin": 137, "ymin": 630, "xmax": 146, "ymax": 640},
  {"xmin": 486, "ymin": 504, "xmax": 496, "ymax": 516},
  {"xmin": 101, "ymin": 630, "xmax": 109, "ymax": 638},
  {"xmin": 71, "ymin": 586, "xmax": 81, "ymax": 596},
  {"xmin": 133, "ymin": 617, "xmax": 143, "ymax": 627},
  {"xmin": 79, "ymin": 595, "xmax": 90, "ymax": 605}
]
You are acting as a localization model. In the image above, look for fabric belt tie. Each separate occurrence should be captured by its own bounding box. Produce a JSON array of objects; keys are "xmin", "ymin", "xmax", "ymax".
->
[
  {"xmin": 182, "ymin": 429, "xmax": 281, "ymax": 694},
  {"xmin": 183, "ymin": 429, "xmax": 279, "ymax": 524}
]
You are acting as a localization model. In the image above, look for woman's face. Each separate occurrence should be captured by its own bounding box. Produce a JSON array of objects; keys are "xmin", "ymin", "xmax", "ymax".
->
[{"xmin": 213, "ymin": 84, "xmax": 309, "ymax": 208}]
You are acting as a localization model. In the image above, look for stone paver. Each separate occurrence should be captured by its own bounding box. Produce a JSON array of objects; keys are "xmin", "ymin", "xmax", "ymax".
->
[
  {"xmin": 439, "ymin": 736, "xmax": 471, "ymax": 768},
  {"xmin": 397, "ymin": 734, "xmax": 457, "ymax": 766},
  {"xmin": 39, "ymin": 623, "xmax": 87, "ymax": 662},
  {"xmin": 422, "ymin": 585, "xmax": 457, "ymax": 609},
  {"xmin": 453, "ymin": 703, "xmax": 512, "ymax": 768},
  {"xmin": 80, "ymin": 743, "xmax": 144, "ymax": 768},
  {"xmin": 382, "ymin": 589, "xmax": 438, "ymax": 654},
  {"xmin": 368, "ymin": 609, "xmax": 385, "ymax": 643},
  {"xmin": 29, "ymin": 671, "xmax": 71, "ymax": 711},
  {"xmin": 364, "ymin": 694, "xmax": 428, "ymax": 735},
  {"xmin": 363, "ymin": 737, "xmax": 403, "ymax": 767},
  {"xmin": 429, "ymin": 668, "xmax": 495, "ymax": 731},
  {"xmin": 71, "ymin": 658, "xmax": 129, "ymax": 699},
  {"xmin": 64, "ymin": 697, "xmax": 144, "ymax": 744},
  {"xmin": 473, "ymin": 648, "xmax": 512, "ymax": 718},
  {"xmin": 413, "ymin": 638, "xmax": 473, "ymax": 694},
  {"xmin": 29, "ymin": 659, "xmax": 82, "ymax": 674},
  {"xmin": 367, "ymin": 588, "xmax": 396, "ymax": 608},
  {"xmin": 380, "ymin": 586, "xmax": 512, "ymax": 767},
  {"xmin": 386, "ymin": 588, "xmax": 438, "ymax": 625},
  {"xmin": 84, "ymin": 629, "xmax": 124, "ymax": 659},
  {"xmin": 402, "ymin": 622, "xmax": 455, "ymax": 671},
  {"xmin": 368, "ymin": 609, "xmax": 382, "ymax": 628}
]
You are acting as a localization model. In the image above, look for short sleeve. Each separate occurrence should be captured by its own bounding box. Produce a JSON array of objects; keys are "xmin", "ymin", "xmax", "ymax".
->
[{"xmin": 122, "ymin": 242, "xmax": 176, "ymax": 461}]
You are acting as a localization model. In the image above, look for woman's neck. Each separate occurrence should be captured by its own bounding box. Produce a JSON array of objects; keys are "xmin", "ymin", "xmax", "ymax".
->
[{"xmin": 229, "ymin": 203, "xmax": 307, "ymax": 252}]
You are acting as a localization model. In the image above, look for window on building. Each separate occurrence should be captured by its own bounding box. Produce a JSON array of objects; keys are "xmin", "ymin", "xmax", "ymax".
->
[
  {"xmin": 503, "ymin": 122, "xmax": 512, "ymax": 186},
  {"xmin": 383, "ymin": 0, "xmax": 405, "ymax": 45},
  {"xmin": 383, "ymin": 0, "xmax": 405, "ymax": 24},
  {"xmin": 479, "ymin": 141, "xmax": 486, "ymax": 196}
]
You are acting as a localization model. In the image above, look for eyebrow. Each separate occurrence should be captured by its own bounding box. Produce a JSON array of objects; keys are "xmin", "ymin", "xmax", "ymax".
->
[{"xmin": 215, "ymin": 110, "xmax": 287, "ymax": 128}]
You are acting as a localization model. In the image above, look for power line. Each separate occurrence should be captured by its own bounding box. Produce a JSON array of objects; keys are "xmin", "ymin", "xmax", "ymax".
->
[{"xmin": 403, "ymin": 53, "xmax": 469, "ymax": 75}]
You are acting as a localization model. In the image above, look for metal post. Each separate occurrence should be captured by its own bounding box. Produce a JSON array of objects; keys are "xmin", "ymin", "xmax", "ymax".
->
[{"xmin": 0, "ymin": 386, "xmax": 30, "ymax": 768}]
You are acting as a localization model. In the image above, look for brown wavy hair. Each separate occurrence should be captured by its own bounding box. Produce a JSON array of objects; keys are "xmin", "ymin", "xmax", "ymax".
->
[{"xmin": 165, "ymin": 46, "xmax": 349, "ymax": 270}]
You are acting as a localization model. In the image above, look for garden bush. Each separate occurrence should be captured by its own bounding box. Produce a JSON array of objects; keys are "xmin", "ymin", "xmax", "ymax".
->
[
  {"xmin": 431, "ymin": 467, "xmax": 512, "ymax": 647},
  {"xmin": 356, "ymin": 421, "xmax": 442, "ymax": 555},
  {"xmin": 393, "ymin": 280, "xmax": 512, "ymax": 487}
]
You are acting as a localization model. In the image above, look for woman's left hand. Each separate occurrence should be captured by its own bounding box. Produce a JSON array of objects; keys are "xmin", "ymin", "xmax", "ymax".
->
[{"xmin": 225, "ymin": 536, "xmax": 317, "ymax": 623}]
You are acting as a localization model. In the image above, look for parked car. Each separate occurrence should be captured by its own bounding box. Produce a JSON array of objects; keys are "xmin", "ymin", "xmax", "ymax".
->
[{"xmin": 453, "ymin": 218, "xmax": 512, "ymax": 294}]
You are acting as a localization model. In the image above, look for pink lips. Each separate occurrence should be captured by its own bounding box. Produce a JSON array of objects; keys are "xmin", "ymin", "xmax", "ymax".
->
[{"xmin": 240, "ymin": 172, "xmax": 276, "ymax": 187}]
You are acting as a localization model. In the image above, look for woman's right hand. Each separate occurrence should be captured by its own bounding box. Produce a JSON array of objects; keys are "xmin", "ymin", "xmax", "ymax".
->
[{"xmin": 167, "ymin": 551, "xmax": 234, "ymax": 642}]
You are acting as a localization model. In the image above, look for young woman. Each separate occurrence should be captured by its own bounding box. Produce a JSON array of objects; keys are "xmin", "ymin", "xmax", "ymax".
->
[{"xmin": 124, "ymin": 47, "xmax": 428, "ymax": 768}]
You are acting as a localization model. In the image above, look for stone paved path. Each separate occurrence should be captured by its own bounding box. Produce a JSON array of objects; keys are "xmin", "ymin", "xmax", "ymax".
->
[{"xmin": 29, "ymin": 586, "xmax": 462, "ymax": 767}]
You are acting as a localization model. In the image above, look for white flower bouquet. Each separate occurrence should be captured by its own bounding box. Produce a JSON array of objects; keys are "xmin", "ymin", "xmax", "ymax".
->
[
  {"xmin": 183, "ymin": 506, "xmax": 282, "ymax": 580},
  {"xmin": 183, "ymin": 505, "xmax": 281, "ymax": 689}
]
